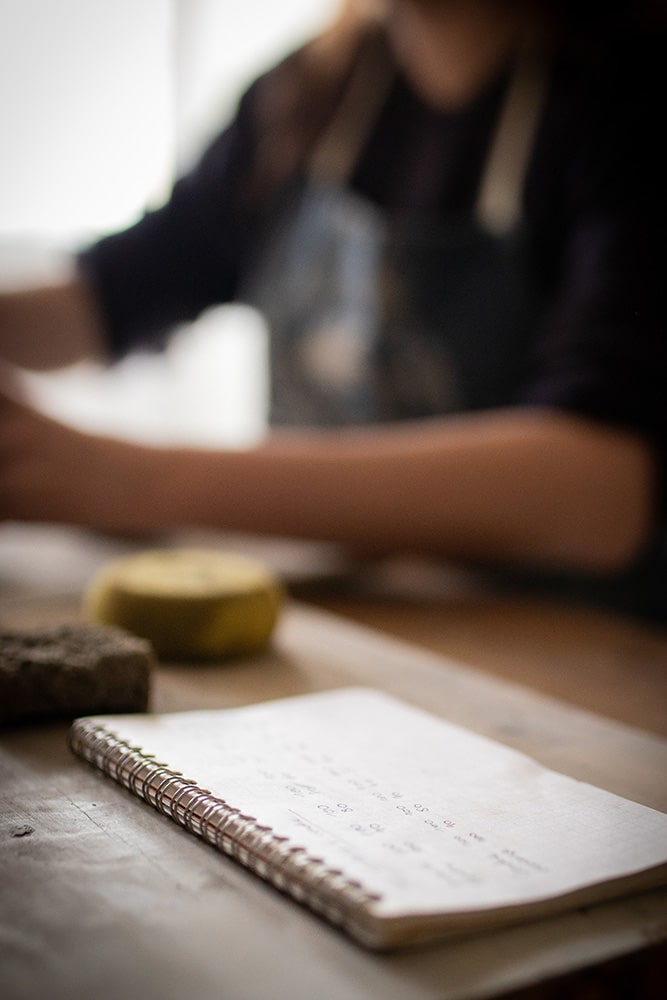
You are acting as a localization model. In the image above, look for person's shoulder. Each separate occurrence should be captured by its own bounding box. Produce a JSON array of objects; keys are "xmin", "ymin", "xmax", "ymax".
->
[
  {"xmin": 244, "ymin": 9, "xmax": 386, "ymax": 130},
  {"xmin": 541, "ymin": 16, "xmax": 663, "ymax": 177},
  {"xmin": 230, "ymin": 10, "xmax": 389, "ymax": 197},
  {"xmin": 550, "ymin": 13, "xmax": 664, "ymax": 111}
]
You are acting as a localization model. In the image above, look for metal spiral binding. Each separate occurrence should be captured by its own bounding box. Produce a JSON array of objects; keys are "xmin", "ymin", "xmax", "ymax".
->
[{"xmin": 68, "ymin": 720, "xmax": 383, "ymax": 946}]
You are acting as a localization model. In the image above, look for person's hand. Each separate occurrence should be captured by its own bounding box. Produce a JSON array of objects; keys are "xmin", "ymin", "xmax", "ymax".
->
[
  {"xmin": 0, "ymin": 366, "xmax": 88, "ymax": 524},
  {"xmin": 0, "ymin": 364, "xmax": 165, "ymax": 532}
]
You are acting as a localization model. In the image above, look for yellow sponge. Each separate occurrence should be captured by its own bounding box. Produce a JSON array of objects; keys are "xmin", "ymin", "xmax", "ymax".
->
[{"xmin": 84, "ymin": 549, "xmax": 283, "ymax": 661}]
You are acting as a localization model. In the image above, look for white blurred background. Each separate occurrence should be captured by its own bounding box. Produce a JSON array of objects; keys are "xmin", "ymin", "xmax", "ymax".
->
[{"xmin": 0, "ymin": 0, "xmax": 338, "ymax": 444}]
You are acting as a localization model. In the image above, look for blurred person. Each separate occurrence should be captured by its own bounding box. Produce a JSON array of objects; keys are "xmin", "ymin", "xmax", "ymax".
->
[{"xmin": 1, "ymin": 0, "xmax": 665, "ymax": 620}]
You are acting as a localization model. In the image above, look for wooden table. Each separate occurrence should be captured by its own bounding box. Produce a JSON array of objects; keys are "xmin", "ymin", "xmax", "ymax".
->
[{"xmin": 1, "ymin": 524, "xmax": 666, "ymax": 1000}]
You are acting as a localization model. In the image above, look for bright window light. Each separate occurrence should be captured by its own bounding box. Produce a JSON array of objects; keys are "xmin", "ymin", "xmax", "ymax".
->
[{"xmin": 1, "ymin": 0, "xmax": 338, "ymax": 444}]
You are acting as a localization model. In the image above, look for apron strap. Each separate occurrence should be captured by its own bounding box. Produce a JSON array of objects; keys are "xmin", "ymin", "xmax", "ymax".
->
[
  {"xmin": 475, "ymin": 48, "xmax": 549, "ymax": 235},
  {"xmin": 308, "ymin": 29, "xmax": 395, "ymax": 185},
  {"xmin": 309, "ymin": 25, "xmax": 548, "ymax": 233}
]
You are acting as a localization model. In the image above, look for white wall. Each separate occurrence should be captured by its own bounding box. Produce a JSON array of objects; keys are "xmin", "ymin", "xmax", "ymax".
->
[
  {"xmin": 0, "ymin": 0, "xmax": 338, "ymax": 243},
  {"xmin": 0, "ymin": 0, "xmax": 338, "ymax": 444},
  {"xmin": 173, "ymin": 0, "xmax": 339, "ymax": 171},
  {"xmin": 0, "ymin": 0, "xmax": 173, "ymax": 242}
]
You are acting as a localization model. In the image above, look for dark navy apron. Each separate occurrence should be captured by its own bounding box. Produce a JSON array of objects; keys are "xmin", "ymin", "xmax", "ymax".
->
[{"xmin": 242, "ymin": 36, "xmax": 548, "ymax": 426}]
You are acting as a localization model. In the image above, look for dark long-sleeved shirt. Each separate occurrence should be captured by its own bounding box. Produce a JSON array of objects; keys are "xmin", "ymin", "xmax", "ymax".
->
[{"xmin": 79, "ymin": 23, "xmax": 667, "ymax": 617}]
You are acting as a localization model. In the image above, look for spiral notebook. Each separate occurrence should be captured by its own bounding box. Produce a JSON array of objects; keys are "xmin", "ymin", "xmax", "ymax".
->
[{"xmin": 68, "ymin": 687, "xmax": 667, "ymax": 950}]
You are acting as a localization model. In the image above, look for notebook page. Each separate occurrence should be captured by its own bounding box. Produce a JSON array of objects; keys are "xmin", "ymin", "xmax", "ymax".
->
[{"xmin": 88, "ymin": 688, "xmax": 667, "ymax": 918}]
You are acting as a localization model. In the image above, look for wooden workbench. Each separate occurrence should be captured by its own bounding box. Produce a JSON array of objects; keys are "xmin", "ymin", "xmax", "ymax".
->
[{"xmin": 1, "ymin": 523, "xmax": 666, "ymax": 999}]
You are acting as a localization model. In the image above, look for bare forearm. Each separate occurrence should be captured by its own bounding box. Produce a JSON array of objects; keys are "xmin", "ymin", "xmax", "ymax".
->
[
  {"xmin": 159, "ymin": 409, "xmax": 655, "ymax": 574},
  {"xmin": 0, "ymin": 278, "xmax": 107, "ymax": 370},
  {"xmin": 1, "ymin": 390, "xmax": 655, "ymax": 574}
]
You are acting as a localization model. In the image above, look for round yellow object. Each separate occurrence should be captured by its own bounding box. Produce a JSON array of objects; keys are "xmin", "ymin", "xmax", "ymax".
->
[{"xmin": 83, "ymin": 549, "xmax": 283, "ymax": 661}]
